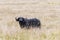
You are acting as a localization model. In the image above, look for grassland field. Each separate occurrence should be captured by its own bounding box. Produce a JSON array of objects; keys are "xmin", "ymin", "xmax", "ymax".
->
[{"xmin": 0, "ymin": 0, "xmax": 60, "ymax": 40}]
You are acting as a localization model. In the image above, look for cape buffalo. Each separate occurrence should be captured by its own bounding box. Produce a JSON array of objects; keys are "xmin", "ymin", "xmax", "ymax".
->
[{"xmin": 15, "ymin": 17, "xmax": 41, "ymax": 29}]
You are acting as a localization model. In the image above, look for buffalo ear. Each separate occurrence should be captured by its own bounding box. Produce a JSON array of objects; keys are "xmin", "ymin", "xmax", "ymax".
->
[{"xmin": 15, "ymin": 17, "xmax": 19, "ymax": 21}]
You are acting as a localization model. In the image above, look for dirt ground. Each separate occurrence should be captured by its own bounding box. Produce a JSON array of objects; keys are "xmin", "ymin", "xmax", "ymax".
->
[{"xmin": 0, "ymin": 0, "xmax": 60, "ymax": 40}]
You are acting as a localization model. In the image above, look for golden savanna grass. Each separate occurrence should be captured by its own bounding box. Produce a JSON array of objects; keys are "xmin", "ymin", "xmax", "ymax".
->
[{"xmin": 0, "ymin": 0, "xmax": 60, "ymax": 40}]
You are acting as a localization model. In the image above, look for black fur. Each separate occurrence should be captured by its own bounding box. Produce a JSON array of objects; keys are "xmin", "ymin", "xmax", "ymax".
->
[{"xmin": 15, "ymin": 17, "xmax": 41, "ymax": 29}]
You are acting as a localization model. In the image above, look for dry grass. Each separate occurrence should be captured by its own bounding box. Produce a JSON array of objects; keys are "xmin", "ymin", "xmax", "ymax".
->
[{"xmin": 0, "ymin": 0, "xmax": 60, "ymax": 40}]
